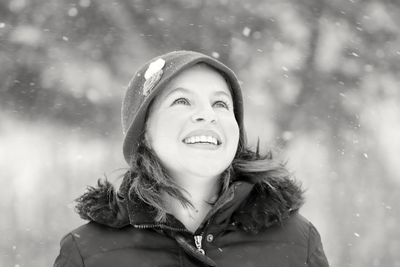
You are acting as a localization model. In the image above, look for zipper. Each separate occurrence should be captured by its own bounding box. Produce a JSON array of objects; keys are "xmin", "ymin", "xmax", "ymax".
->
[
  {"xmin": 136, "ymin": 224, "xmax": 207, "ymax": 255},
  {"xmin": 194, "ymin": 234, "xmax": 205, "ymax": 254},
  {"xmin": 133, "ymin": 224, "xmax": 189, "ymax": 232},
  {"xmin": 192, "ymin": 213, "xmax": 214, "ymax": 255}
]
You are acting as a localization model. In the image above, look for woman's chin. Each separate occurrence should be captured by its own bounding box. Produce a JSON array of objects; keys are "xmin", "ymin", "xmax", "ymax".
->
[{"xmin": 182, "ymin": 162, "xmax": 229, "ymax": 179}]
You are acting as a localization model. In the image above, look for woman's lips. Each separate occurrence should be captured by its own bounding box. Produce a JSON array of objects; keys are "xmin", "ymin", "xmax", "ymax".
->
[
  {"xmin": 183, "ymin": 135, "xmax": 219, "ymax": 145},
  {"xmin": 182, "ymin": 129, "xmax": 222, "ymax": 147}
]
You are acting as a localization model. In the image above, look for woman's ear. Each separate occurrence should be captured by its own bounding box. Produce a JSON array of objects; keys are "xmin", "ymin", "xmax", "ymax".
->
[{"xmin": 144, "ymin": 131, "xmax": 152, "ymax": 149}]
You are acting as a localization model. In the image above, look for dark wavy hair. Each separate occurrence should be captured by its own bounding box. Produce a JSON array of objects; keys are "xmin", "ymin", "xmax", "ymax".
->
[
  {"xmin": 125, "ymin": 63, "xmax": 292, "ymax": 221},
  {"xmin": 126, "ymin": 135, "xmax": 292, "ymax": 222}
]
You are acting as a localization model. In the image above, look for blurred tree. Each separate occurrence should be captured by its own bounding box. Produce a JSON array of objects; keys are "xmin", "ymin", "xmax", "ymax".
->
[{"xmin": 1, "ymin": 0, "xmax": 400, "ymax": 266}]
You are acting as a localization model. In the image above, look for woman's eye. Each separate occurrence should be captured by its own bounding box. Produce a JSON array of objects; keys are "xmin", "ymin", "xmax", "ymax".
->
[
  {"xmin": 213, "ymin": 100, "xmax": 229, "ymax": 109},
  {"xmin": 172, "ymin": 98, "xmax": 190, "ymax": 106}
]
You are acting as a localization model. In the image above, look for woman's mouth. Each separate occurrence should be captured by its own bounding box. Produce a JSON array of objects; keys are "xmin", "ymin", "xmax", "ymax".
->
[
  {"xmin": 182, "ymin": 129, "xmax": 223, "ymax": 149},
  {"xmin": 182, "ymin": 135, "xmax": 221, "ymax": 146}
]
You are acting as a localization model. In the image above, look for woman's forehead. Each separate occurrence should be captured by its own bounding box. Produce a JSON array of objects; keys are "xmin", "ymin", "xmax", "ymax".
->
[{"xmin": 162, "ymin": 64, "xmax": 232, "ymax": 97}]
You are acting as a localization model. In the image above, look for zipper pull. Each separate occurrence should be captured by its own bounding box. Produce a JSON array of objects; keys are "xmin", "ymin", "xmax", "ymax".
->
[{"xmin": 194, "ymin": 235, "xmax": 205, "ymax": 254}]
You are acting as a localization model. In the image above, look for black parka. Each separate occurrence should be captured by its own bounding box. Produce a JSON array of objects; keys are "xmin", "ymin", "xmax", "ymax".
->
[{"xmin": 54, "ymin": 174, "xmax": 329, "ymax": 267}]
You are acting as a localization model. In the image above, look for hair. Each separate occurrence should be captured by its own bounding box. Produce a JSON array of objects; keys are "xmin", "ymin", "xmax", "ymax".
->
[
  {"xmin": 125, "ymin": 134, "xmax": 291, "ymax": 222},
  {"xmin": 124, "ymin": 63, "xmax": 291, "ymax": 222}
]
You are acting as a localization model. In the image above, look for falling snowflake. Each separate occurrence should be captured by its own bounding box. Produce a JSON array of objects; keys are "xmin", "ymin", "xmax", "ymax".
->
[
  {"xmin": 68, "ymin": 7, "xmax": 78, "ymax": 17},
  {"xmin": 211, "ymin": 52, "xmax": 220, "ymax": 58},
  {"xmin": 242, "ymin": 27, "xmax": 251, "ymax": 37}
]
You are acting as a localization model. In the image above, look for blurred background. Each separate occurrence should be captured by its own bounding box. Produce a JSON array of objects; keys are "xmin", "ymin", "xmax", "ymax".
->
[{"xmin": 1, "ymin": 0, "xmax": 399, "ymax": 266}]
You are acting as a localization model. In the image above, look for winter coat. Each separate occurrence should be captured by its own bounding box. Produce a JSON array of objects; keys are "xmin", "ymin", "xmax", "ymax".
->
[{"xmin": 54, "ymin": 173, "xmax": 329, "ymax": 267}]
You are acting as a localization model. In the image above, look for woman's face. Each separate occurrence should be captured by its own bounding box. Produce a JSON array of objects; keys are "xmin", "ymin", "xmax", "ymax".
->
[{"xmin": 145, "ymin": 64, "xmax": 240, "ymax": 181}]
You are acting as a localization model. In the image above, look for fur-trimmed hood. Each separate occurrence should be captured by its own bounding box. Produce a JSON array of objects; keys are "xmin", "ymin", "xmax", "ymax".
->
[{"xmin": 75, "ymin": 171, "xmax": 304, "ymax": 233}]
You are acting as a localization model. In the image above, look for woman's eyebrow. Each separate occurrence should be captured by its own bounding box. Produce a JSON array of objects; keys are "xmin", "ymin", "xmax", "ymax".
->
[
  {"xmin": 164, "ymin": 87, "xmax": 192, "ymax": 98},
  {"xmin": 214, "ymin": 90, "xmax": 232, "ymax": 99},
  {"xmin": 163, "ymin": 87, "xmax": 232, "ymax": 100}
]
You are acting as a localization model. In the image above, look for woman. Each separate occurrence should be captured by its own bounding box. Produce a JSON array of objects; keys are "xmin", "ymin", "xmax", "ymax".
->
[{"xmin": 54, "ymin": 51, "xmax": 329, "ymax": 266}]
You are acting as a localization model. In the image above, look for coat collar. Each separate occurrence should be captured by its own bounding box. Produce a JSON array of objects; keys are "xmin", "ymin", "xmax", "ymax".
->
[{"xmin": 75, "ymin": 172, "xmax": 304, "ymax": 233}]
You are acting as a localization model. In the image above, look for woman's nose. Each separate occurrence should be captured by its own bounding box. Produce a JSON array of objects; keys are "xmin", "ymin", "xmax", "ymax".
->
[{"xmin": 191, "ymin": 104, "xmax": 217, "ymax": 124}]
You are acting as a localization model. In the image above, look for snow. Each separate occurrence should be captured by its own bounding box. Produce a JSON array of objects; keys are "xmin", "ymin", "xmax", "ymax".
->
[
  {"xmin": 68, "ymin": 7, "xmax": 78, "ymax": 17},
  {"xmin": 211, "ymin": 52, "xmax": 220, "ymax": 58},
  {"xmin": 242, "ymin": 27, "xmax": 251, "ymax": 37}
]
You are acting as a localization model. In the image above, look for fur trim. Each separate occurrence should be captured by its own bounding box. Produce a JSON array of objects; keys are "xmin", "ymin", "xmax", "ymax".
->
[
  {"xmin": 232, "ymin": 175, "xmax": 304, "ymax": 233},
  {"xmin": 75, "ymin": 175, "xmax": 304, "ymax": 231},
  {"xmin": 75, "ymin": 179, "xmax": 129, "ymax": 228}
]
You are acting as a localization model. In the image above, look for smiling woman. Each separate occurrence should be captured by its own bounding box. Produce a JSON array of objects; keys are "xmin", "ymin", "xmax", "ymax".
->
[
  {"xmin": 144, "ymin": 64, "xmax": 240, "ymax": 232},
  {"xmin": 53, "ymin": 51, "xmax": 329, "ymax": 267}
]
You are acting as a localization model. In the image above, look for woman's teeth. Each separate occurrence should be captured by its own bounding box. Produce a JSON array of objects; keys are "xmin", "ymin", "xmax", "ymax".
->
[{"xmin": 183, "ymin": 136, "xmax": 219, "ymax": 145}]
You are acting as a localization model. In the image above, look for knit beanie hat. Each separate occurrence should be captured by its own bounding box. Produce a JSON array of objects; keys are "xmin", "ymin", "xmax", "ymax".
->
[{"xmin": 121, "ymin": 50, "xmax": 245, "ymax": 165}]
